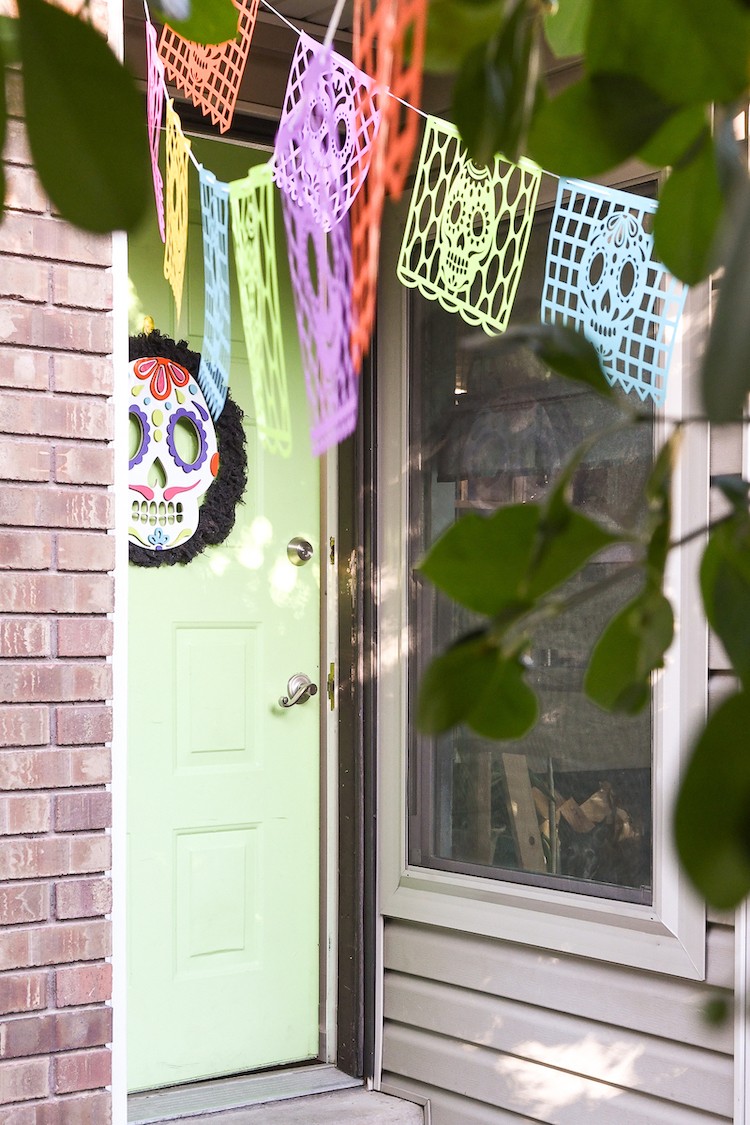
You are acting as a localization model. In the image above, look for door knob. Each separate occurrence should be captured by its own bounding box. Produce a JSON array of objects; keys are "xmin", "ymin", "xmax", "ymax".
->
[{"xmin": 279, "ymin": 673, "xmax": 318, "ymax": 708}]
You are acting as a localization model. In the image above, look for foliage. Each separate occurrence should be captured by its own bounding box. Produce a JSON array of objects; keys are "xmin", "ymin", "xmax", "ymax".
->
[
  {"xmin": 0, "ymin": 0, "xmax": 237, "ymax": 233},
  {"xmin": 416, "ymin": 0, "xmax": 750, "ymax": 910}
]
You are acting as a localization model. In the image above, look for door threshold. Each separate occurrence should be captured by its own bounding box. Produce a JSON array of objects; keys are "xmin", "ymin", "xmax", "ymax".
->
[{"xmin": 127, "ymin": 1064, "xmax": 362, "ymax": 1123}]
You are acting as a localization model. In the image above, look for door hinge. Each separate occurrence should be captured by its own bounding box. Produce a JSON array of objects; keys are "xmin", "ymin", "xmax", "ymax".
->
[
  {"xmin": 326, "ymin": 662, "xmax": 335, "ymax": 710},
  {"xmin": 329, "ymin": 536, "xmax": 335, "ymax": 565}
]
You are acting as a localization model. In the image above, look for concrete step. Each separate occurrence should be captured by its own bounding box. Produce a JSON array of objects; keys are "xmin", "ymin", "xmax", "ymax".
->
[{"xmin": 157, "ymin": 1088, "xmax": 424, "ymax": 1124}]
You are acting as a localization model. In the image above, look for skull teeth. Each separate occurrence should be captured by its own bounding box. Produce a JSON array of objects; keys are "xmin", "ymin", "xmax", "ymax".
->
[{"xmin": 131, "ymin": 499, "xmax": 185, "ymax": 527}]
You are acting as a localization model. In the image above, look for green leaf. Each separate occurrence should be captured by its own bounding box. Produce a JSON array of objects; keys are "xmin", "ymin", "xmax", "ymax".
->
[
  {"xmin": 17, "ymin": 0, "xmax": 150, "ymax": 232},
  {"xmin": 543, "ymin": 0, "xmax": 591, "ymax": 58},
  {"xmin": 584, "ymin": 587, "xmax": 674, "ymax": 713},
  {"xmin": 586, "ymin": 0, "xmax": 750, "ymax": 106},
  {"xmin": 418, "ymin": 504, "xmax": 540, "ymax": 616},
  {"xmin": 529, "ymin": 507, "xmax": 619, "ymax": 599},
  {"xmin": 701, "ymin": 515, "xmax": 750, "ymax": 687},
  {"xmin": 418, "ymin": 634, "xmax": 539, "ymax": 740},
  {"xmin": 638, "ymin": 104, "xmax": 707, "ymax": 169},
  {"xmin": 465, "ymin": 651, "xmax": 539, "ymax": 739},
  {"xmin": 424, "ymin": 0, "xmax": 506, "ymax": 73},
  {"xmin": 0, "ymin": 15, "xmax": 20, "ymax": 65},
  {"xmin": 652, "ymin": 131, "xmax": 723, "ymax": 286},
  {"xmin": 452, "ymin": 0, "xmax": 539, "ymax": 164},
  {"xmin": 154, "ymin": 0, "xmax": 239, "ymax": 46},
  {"xmin": 674, "ymin": 690, "xmax": 750, "ymax": 910},
  {"xmin": 527, "ymin": 73, "xmax": 675, "ymax": 177},
  {"xmin": 417, "ymin": 632, "xmax": 500, "ymax": 733},
  {"xmin": 507, "ymin": 323, "xmax": 614, "ymax": 397},
  {"xmin": 701, "ymin": 185, "xmax": 750, "ymax": 423}
]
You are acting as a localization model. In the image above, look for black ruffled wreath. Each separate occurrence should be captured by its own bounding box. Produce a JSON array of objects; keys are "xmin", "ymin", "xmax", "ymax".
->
[{"xmin": 128, "ymin": 331, "xmax": 248, "ymax": 567}]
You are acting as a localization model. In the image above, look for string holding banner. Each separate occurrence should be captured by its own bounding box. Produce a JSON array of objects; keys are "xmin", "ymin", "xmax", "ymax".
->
[
  {"xmin": 198, "ymin": 167, "xmax": 232, "ymax": 419},
  {"xmin": 397, "ymin": 116, "xmax": 542, "ymax": 336},
  {"xmin": 541, "ymin": 179, "xmax": 688, "ymax": 407},
  {"xmin": 163, "ymin": 99, "xmax": 191, "ymax": 321},
  {"xmin": 158, "ymin": 0, "xmax": 260, "ymax": 134},
  {"xmin": 230, "ymin": 163, "xmax": 293, "ymax": 457}
]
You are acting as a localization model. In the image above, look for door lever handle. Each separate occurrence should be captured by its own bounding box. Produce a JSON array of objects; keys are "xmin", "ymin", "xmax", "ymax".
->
[{"xmin": 279, "ymin": 673, "xmax": 318, "ymax": 708}]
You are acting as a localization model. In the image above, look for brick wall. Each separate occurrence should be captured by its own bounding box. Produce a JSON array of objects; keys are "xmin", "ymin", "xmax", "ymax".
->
[{"xmin": 0, "ymin": 66, "xmax": 115, "ymax": 1123}]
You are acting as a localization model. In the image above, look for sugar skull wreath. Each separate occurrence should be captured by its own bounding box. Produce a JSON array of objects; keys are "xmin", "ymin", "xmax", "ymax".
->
[{"xmin": 128, "ymin": 331, "xmax": 247, "ymax": 567}]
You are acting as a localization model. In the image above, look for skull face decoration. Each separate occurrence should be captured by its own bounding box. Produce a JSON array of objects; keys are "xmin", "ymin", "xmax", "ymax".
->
[
  {"xmin": 397, "ymin": 117, "xmax": 542, "ymax": 334},
  {"xmin": 579, "ymin": 211, "xmax": 648, "ymax": 363},
  {"xmin": 438, "ymin": 162, "xmax": 496, "ymax": 295},
  {"xmin": 541, "ymin": 179, "xmax": 688, "ymax": 406},
  {"xmin": 128, "ymin": 333, "xmax": 248, "ymax": 567},
  {"xmin": 272, "ymin": 33, "xmax": 380, "ymax": 230}
]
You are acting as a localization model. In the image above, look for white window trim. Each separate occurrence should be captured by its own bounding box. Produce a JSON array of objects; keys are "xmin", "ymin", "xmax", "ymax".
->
[{"xmin": 376, "ymin": 184, "xmax": 709, "ymax": 981}]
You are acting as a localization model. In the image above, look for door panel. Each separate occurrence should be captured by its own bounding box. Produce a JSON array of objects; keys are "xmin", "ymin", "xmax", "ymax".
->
[{"xmin": 127, "ymin": 137, "xmax": 321, "ymax": 1091}]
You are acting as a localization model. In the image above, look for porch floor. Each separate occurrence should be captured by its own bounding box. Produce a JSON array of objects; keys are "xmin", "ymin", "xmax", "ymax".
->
[{"xmin": 156, "ymin": 1089, "xmax": 424, "ymax": 1124}]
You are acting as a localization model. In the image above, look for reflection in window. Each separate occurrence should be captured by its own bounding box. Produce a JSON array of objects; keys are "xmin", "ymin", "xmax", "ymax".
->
[{"xmin": 407, "ymin": 209, "xmax": 655, "ymax": 903}]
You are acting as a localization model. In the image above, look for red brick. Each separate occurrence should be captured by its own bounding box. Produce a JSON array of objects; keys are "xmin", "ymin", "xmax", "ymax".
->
[
  {"xmin": 54, "ymin": 445, "xmax": 113, "ymax": 486},
  {"xmin": 0, "ymin": 257, "xmax": 48, "ymax": 302},
  {"xmin": 0, "ymin": 484, "xmax": 112, "ymax": 531},
  {"xmin": 36, "ymin": 1088, "xmax": 111, "ymax": 1124},
  {"xmin": 0, "ymin": 663, "xmax": 112, "ymax": 705},
  {"xmin": 4, "ymin": 164, "xmax": 47, "ymax": 215},
  {"xmin": 54, "ymin": 794, "xmax": 111, "ymax": 834},
  {"xmin": 0, "ymin": 795, "xmax": 51, "ymax": 835},
  {"xmin": 53, "ymin": 354, "xmax": 113, "ymax": 397},
  {"xmin": 0, "ymin": 971, "xmax": 47, "ymax": 1015},
  {"xmin": 54, "ymin": 1048, "xmax": 111, "ymax": 1095},
  {"xmin": 0, "ymin": 618, "xmax": 51, "ymax": 657},
  {"xmin": 56, "ymin": 619, "xmax": 113, "ymax": 658},
  {"xmin": 0, "ymin": 833, "xmax": 110, "ymax": 881},
  {"xmin": 0, "ymin": 531, "xmax": 52, "ymax": 570},
  {"xmin": 4, "ymin": 120, "xmax": 32, "ymax": 168},
  {"xmin": 0, "ymin": 1008, "xmax": 112, "ymax": 1061},
  {"xmin": 0, "ymin": 919, "xmax": 111, "ymax": 971},
  {"xmin": 55, "ymin": 706, "xmax": 112, "ymax": 747},
  {"xmin": 0, "ymin": 304, "xmax": 111, "ymax": 354},
  {"xmin": 0, "ymin": 347, "xmax": 49, "ymax": 391},
  {"xmin": 0, "ymin": 213, "xmax": 111, "ymax": 268},
  {"xmin": 51, "ymin": 265, "xmax": 112, "ymax": 312},
  {"xmin": 0, "ymin": 391, "xmax": 112, "ymax": 440},
  {"xmin": 0, "ymin": 573, "xmax": 113, "ymax": 614},
  {"xmin": 0, "ymin": 883, "xmax": 49, "ymax": 926},
  {"xmin": 0, "ymin": 706, "xmax": 49, "ymax": 748},
  {"xmin": 0, "ymin": 1104, "xmax": 36, "ymax": 1125},
  {"xmin": 69, "ymin": 747, "xmax": 110, "ymax": 787},
  {"xmin": 0, "ymin": 1056, "xmax": 49, "ymax": 1104},
  {"xmin": 56, "ymin": 534, "xmax": 115, "ymax": 574},
  {"xmin": 0, "ymin": 747, "xmax": 112, "ymax": 791},
  {"xmin": 55, "ymin": 963, "xmax": 111, "ymax": 1008},
  {"xmin": 55, "ymin": 876, "xmax": 111, "ymax": 921},
  {"xmin": 0, "ymin": 438, "xmax": 51, "ymax": 482}
]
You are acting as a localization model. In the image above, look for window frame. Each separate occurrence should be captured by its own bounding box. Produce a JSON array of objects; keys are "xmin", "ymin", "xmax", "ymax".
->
[{"xmin": 376, "ymin": 173, "xmax": 709, "ymax": 979}]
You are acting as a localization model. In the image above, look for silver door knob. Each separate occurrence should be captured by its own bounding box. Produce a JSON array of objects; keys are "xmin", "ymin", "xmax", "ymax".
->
[
  {"xmin": 279, "ymin": 673, "xmax": 318, "ymax": 708},
  {"xmin": 287, "ymin": 537, "xmax": 314, "ymax": 566}
]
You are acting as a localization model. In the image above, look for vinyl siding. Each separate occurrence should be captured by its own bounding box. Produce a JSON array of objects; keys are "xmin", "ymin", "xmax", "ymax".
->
[{"xmin": 382, "ymin": 920, "xmax": 733, "ymax": 1123}]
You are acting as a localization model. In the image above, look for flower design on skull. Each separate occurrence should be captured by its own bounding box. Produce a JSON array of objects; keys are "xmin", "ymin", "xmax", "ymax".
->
[{"xmin": 133, "ymin": 356, "xmax": 191, "ymax": 401}]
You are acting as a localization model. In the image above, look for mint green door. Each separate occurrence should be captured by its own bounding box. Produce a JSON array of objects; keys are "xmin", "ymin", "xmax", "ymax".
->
[{"xmin": 127, "ymin": 138, "xmax": 321, "ymax": 1091}]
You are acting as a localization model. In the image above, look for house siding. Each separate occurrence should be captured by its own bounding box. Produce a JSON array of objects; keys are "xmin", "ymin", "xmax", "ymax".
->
[
  {"xmin": 382, "ymin": 919, "xmax": 734, "ymax": 1123},
  {"xmin": 0, "ymin": 64, "xmax": 115, "ymax": 1121}
]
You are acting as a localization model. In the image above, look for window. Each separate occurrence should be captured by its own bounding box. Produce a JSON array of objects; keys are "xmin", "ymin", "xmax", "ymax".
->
[
  {"xmin": 377, "ymin": 182, "xmax": 708, "ymax": 977},
  {"xmin": 407, "ymin": 208, "xmax": 653, "ymax": 903}
]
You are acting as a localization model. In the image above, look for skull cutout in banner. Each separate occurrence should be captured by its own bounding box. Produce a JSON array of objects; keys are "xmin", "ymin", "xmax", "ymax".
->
[
  {"xmin": 579, "ymin": 211, "xmax": 649, "ymax": 365},
  {"xmin": 128, "ymin": 332, "xmax": 247, "ymax": 567}
]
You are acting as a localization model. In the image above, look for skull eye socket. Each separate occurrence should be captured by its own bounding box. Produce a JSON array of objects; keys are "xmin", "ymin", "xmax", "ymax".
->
[
  {"xmin": 166, "ymin": 408, "xmax": 209, "ymax": 473},
  {"xmin": 472, "ymin": 209, "xmax": 486, "ymax": 239},
  {"xmin": 334, "ymin": 116, "xmax": 349, "ymax": 155},
  {"xmin": 450, "ymin": 198, "xmax": 462, "ymax": 225},
  {"xmin": 129, "ymin": 406, "xmax": 150, "ymax": 469},
  {"xmin": 587, "ymin": 251, "xmax": 606, "ymax": 287},
  {"xmin": 618, "ymin": 260, "xmax": 637, "ymax": 299}
]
